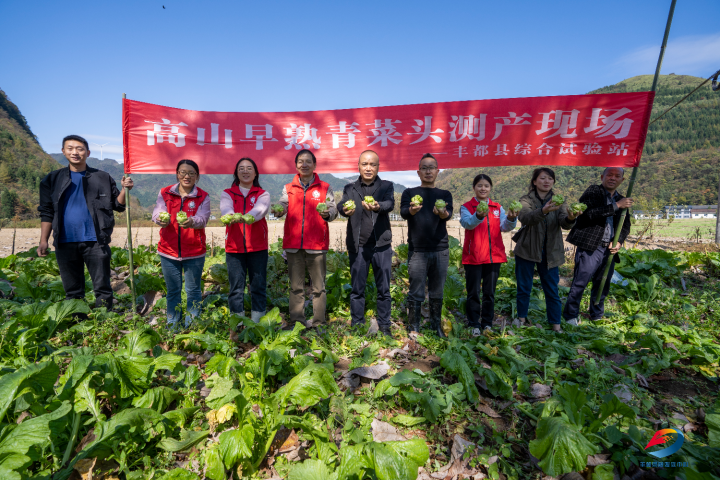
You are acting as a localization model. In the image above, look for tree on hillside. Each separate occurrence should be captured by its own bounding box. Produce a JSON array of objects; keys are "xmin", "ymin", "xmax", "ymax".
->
[
  {"xmin": 0, "ymin": 189, "xmax": 18, "ymax": 219},
  {"xmin": 0, "ymin": 163, "xmax": 10, "ymax": 183}
]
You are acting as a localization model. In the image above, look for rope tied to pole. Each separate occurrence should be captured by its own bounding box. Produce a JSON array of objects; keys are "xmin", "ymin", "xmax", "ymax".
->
[{"xmin": 648, "ymin": 67, "xmax": 720, "ymax": 126}]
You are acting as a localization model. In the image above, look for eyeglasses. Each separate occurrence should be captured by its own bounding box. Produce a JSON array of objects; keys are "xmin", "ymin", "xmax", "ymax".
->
[
  {"xmin": 178, "ymin": 171, "xmax": 197, "ymax": 178},
  {"xmin": 419, "ymin": 166, "xmax": 438, "ymax": 172}
]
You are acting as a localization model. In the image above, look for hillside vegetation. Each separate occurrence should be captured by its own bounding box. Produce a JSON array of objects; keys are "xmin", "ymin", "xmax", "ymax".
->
[
  {"xmin": 436, "ymin": 74, "xmax": 720, "ymax": 207},
  {"xmin": 0, "ymin": 89, "xmax": 61, "ymax": 220}
]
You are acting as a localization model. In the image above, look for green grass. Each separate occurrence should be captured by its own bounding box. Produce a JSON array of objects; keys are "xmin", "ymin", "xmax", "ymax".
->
[{"xmin": 633, "ymin": 218, "xmax": 717, "ymax": 240}]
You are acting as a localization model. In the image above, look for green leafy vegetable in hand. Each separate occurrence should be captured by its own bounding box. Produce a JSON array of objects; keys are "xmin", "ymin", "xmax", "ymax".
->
[
  {"xmin": 242, "ymin": 214, "xmax": 255, "ymax": 224},
  {"xmin": 232, "ymin": 213, "xmax": 244, "ymax": 223},
  {"xmin": 176, "ymin": 211, "xmax": 188, "ymax": 226},
  {"xmin": 316, "ymin": 203, "xmax": 328, "ymax": 213},
  {"xmin": 158, "ymin": 212, "xmax": 170, "ymax": 223},
  {"xmin": 570, "ymin": 202, "xmax": 587, "ymax": 214},
  {"xmin": 508, "ymin": 200, "xmax": 522, "ymax": 213},
  {"xmin": 345, "ymin": 200, "xmax": 356, "ymax": 211},
  {"xmin": 476, "ymin": 202, "xmax": 489, "ymax": 215},
  {"xmin": 364, "ymin": 196, "xmax": 376, "ymax": 205},
  {"xmin": 411, "ymin": 195, "xmax": 423, "ymax": 205},
  {"xmin": 435, "ymin": 199, "xmax": 446, "ymax": 209},
  {"xmin": 552, "ymin": 195, "xmax": 565, "ymax": 206},
  {"xmin": 271, "ymin": 204, "xmax": 284, "ymax": 215},
  {"xmin": 220, "ymin": 214, "xmax": 234, "ymax": 225}
]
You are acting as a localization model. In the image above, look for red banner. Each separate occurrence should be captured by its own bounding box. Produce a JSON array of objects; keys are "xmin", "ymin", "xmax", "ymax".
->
[{"xmin": 122, "ymin": 92, "xmax": 654, "ymax": 174}]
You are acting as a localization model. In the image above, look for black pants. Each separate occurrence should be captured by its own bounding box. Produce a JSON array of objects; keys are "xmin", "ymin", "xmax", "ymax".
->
[
  {"xmin": 465, "ymin": 263, "xmax": 501, "ymax": 328},
  {"xmin": 349, "ymin": 243, "xmax": 392, "ymax": 327},
  {"xmin": 563, "ymin": 245, "xmax": 614, "ymax": 320},
  {"xmin": 226, "ymin": 251, "xmax": 268, "ymax": 315},
  {"xmin": 56, "ymin": 241, "xmax": 113, "ymax": 308}
]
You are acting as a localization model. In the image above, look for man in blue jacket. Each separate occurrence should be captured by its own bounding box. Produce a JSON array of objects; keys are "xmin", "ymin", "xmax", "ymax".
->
[
  {"xmin": 37, "ymin": 135, "xmax": 134, "ymax": 308},
  {"xmin": 338, "ymin": 150, "xmax": 395, "ymax": 335}
]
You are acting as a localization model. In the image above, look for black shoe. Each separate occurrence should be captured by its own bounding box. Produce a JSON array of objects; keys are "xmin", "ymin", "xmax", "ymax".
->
[
  {"xmin": 406, "ymin": 300, "xmax": 422, "ymax": 334},
  {"xmin": 429, "ymin": 298, "xmax": 446, "ymax": 338},
  {"xmin": 378, "ymin": 324, "xmax": 392, "ymax": 337}
]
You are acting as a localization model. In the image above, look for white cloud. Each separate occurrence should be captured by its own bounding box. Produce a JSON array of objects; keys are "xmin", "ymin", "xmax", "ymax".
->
[{"xmin": 619, "ymin": 33, "xmax": 720, "ymax": 76}]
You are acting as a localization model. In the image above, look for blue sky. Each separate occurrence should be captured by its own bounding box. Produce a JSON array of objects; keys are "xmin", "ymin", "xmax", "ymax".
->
[{"xmin": 2, "ymin": 0, "xmax": 719, "ymax": 186}]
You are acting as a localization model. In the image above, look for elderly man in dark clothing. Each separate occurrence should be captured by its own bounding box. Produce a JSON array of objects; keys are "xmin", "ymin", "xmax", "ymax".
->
[
  {"xmin": 338, "ymin": 150, "xmax": 395, "ymax": 336},
  {"xmin": 563, "ymin": 167, "xmax": 633, "ymax": 324}
]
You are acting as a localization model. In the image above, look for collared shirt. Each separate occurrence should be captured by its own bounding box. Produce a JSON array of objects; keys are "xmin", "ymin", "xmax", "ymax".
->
[
  {"xmin": 601, "ymin": 188, "xmax": 620, "ymax": 243},
  {"xmin": 359, "ymin": 179, "xmax": 377, "ymax": 247}
]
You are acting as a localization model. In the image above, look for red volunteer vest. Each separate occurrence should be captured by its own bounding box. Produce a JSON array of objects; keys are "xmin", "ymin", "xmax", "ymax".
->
[
  {"xmin": 158, "ymin": 185, "xmax": 209, "ymax": 258},
  {"xmin": 224, "ymin": 184, "xmax": 268, "ymax": 253},
  {"xmin": 462, "ymin": 198, "xmax": 507, "ymax": 265},
  {"xmin": 282, "ymin": 174, "xmax": 330, "ymax": 251}
]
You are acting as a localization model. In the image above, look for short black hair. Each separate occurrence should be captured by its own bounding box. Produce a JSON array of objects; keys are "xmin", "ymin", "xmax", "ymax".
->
[
  {"xmin": 602, "ymin": 167, "xmax": 625, "ymax": 177},
  {"xmin": 62, "ymin": 135, "xmax": 89, "ymax": 150},
  {"xmin": 176, "ymin": 159, "xmax": 200, "ymax": 176},
  {"xmin": 472, "ymin": 173, "xmax": 493, "ymax": 188},
  {"xmin": 419, "ymin": 153, "xmax": 438, "ymax": 168},
  {"xmin": 295, "ymin": 149, "xmax": 316, "ymax": 164},
  {"xmin": 232, "ymin": 157, "xmax": 261, "ymax": 188}
]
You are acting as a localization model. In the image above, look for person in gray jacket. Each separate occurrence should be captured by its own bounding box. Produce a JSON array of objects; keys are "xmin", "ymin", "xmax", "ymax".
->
[
  {"xmin": 338, "ymin": 150, "xmax": 395, "ymax": 335},
  {"xmin": 513, "ymin": 168, "xmax": 580, "ymax": 332}
]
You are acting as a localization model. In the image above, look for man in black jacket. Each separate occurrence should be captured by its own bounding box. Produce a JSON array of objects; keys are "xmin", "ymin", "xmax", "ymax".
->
[
  {"xmin": 338, "ymin": 150, "xmax": 395, "ymax": 335},
  {"xmin": 563, "ymin": 167, "xmax": 632, "ymax": 324},
  {"xmin": 400, "ymin": 153, "xmax": 453, "ymax": 336},
  {"xmin": 37, "ymin": 135, "xmax": 133, "ymax": 308}
]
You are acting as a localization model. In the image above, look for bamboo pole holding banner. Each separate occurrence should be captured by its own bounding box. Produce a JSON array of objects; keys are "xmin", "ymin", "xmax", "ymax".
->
[
  {"xmin": 123, "ymin": 93, "xmax": 137, "ymax": 307},
  {"xmin": 595, "ymin": 0, "xmax": 677, "ymax": 305}
]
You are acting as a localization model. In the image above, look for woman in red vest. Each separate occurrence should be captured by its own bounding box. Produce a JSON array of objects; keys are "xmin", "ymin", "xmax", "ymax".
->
[
  {"xmin": 220, "ymin": 157, "xmax": 269, "ymax": 323},
  {"xmin": 460, "ymin": 174, "xmax": 518, "ymax": 335},
  {"xmin": 152, "ymin": 159, "xmax": 211, "ymax": 329}
]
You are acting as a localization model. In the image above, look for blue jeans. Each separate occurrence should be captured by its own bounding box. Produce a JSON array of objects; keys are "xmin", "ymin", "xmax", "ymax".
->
[
  {"xmin": 515, "ymin": 252, "xmax": 561, "ymax": 325},
  {"xmin": 226, "ymin": 251, "xmax": 268, "ymax": 315},
  {"xmin": 160, "ymin": 255, "xmax": 205, "ymax": 326}
]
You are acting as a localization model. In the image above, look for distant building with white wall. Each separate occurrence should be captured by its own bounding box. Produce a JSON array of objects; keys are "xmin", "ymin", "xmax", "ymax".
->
[{"xmin": 663, "ymin": 205, "xmax": 717, "ymax": 219}]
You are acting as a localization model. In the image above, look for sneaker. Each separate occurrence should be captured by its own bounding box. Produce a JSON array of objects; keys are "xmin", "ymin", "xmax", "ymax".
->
[
  {"xmin": 566, "ymin": 318, "xmax": 580, "ymax": 326},
  {"xmin": 471, "ymin": 328, "xmax": 482, "ymax": 337},
  {"xmin": 551, "ymin": 324, "xmax": 563, "ymax": 333}
]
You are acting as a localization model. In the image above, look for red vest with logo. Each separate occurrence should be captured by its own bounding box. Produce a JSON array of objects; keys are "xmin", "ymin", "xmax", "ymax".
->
[
  {"xmin": 462, "ymin": 198, "xmax": 507, "ymax": 265},
  {"xmin": 224, "ymin": 184, "xmax": 269, "ymax": 253},
  {"xmin": 282, "ymin": 174, "xmax": 330, "ymax": 251},
  {"xmin": 158, "ymin": 185, "xmax": 209, "ymax": 258}
]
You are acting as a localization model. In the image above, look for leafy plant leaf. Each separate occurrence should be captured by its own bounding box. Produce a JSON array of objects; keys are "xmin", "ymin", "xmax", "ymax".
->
[
  {"xmin": 219, "ymin": 425, "xmax": 255, "ymax": 470},
  {"xmin": 132, "ymin": 386, "xmax": 179, "ymax": 413},
  {"xmin": 274, "ymin": 363, "xmax": 340, "ymax": 409},
  {"xmin": 0, "ymin": 361, "xmax": 59, "ymax": 420},
  {"xmin": 0, "ymin": 401, "xmax": 71, "ymax": 462},
  {"xmin": 440, "ymin": 348, "xmax": 479, "ymax": 403},
  {"xmin": 288, "ymin": 458, "xmax": 338, "ymax": 480},
  {"xmin": 157, "ymin": 429, "xmax": 210, "ymax": 452},
  {"xmin": 529, "ymin": 417, "xmax": 599, "ymax": 476}
]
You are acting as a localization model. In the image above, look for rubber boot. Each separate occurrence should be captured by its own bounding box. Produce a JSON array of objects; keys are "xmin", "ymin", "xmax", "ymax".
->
[
  {"xmin": 406, "ymin": 301, "xmax": 422, "ymax": 334},
  {"xmin": 429, "ymin": 298, "xmax": 446, "ymax": 338}
]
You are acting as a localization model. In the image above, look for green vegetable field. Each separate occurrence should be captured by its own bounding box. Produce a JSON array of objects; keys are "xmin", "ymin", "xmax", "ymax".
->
[{"xmin": 1, "ymin": 239, "xmax": 719, "ymax": 479}]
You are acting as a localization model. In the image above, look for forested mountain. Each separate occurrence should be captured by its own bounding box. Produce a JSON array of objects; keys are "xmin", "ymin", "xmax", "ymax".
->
[
  {"xmin": 0, "ymin": 89, "xmax": 61, "ymax": 219},
  {"xmin": 436, "ymin": 74, "xmax": 720, "ymax": 208}
]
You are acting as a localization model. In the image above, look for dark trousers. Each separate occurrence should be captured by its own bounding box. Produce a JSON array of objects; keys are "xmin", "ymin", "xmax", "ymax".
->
[
  {"xmin": 408, "ymin": 249, "xmax": 449, "ymax": 303},
  {"xmin": 563, "ymin": 245, "xmax": 614, "ymax": 320},
  {"xmin": 226, "ymin": 251, "xmax": 268, "ymax": 315},
  {"xmin": 56, "ymin": 241, "xmax": 113, "ymax": 308},
  {"xmin": 465, "ymin": 263, "xmax": 501, "ymax": 328},
  {"xmin": 515, "ymin": 252, "xmax": 562, "ymax": 325},
  {"xmin": 349, "ymin": 244, "xmax": 392, "ymax": 327}
]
